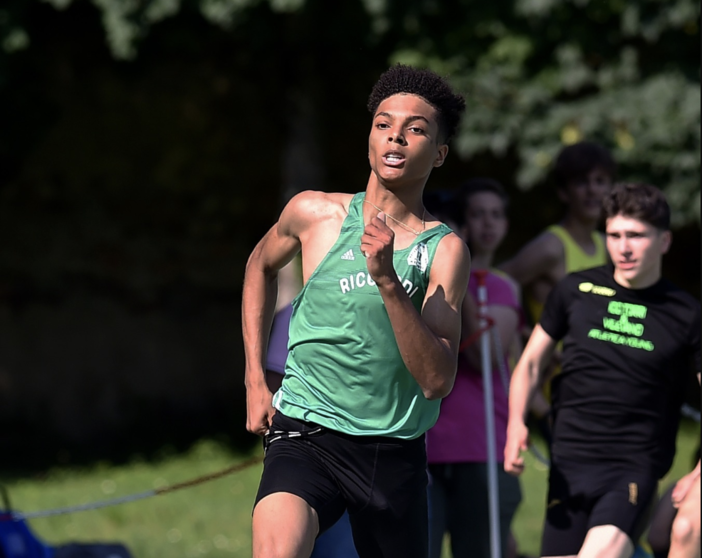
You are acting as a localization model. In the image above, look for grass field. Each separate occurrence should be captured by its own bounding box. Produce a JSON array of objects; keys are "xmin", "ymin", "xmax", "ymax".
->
[{"xmin": 1, "ymin": 419, "xmax": 699, "ymax": 558}]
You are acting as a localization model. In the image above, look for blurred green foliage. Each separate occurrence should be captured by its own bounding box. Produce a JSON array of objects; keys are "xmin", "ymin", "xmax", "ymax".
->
[
  {"xmin": 4, "ymin": 0, "xmax": 697, "ymax": 225},
  {"xmin": 381, "ymin": 0, "xmax": 700, "ymax": 225}
]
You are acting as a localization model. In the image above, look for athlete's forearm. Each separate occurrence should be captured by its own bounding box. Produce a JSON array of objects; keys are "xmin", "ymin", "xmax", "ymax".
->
[
  {"xmin": 242, "ymin": 244, "xmax": 280, "ymax": 390},
  {"xmin": 508, "ymin": 325, "xmax": 555, "ymax": 426},
  {"xmin": 378, "ymin": 278, "xmax": 458, "ymax": 400},
  {"xmin": 508, "ymin": 357, "xmax": 541, "ymax": 427}
]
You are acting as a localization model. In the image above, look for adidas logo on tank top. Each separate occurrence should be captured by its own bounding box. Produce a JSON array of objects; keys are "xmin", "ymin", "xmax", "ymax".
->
[{"xmin": 340, "ymin": 249, "xmax": 355, "ymax": 261}]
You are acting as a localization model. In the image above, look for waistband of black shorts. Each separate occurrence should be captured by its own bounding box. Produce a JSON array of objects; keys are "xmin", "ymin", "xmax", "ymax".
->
[{"xmin": 273, "ymin": 412, "xmax": 426, "ymax": 446}]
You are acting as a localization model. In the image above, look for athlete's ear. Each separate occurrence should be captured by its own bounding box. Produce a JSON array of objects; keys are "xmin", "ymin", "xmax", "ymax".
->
[
  {"xmin": 434, "ymin": 144, "xmax": 449, "ymax": 168},
  {"xmin": 659, "ymin": 229, "xmax": 672, "ymax": 255}
]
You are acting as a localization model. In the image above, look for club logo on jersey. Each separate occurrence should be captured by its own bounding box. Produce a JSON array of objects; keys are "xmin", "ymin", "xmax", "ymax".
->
[
  {"xmin": 587, "ymin": 301, "xmax": 654, "ymax": 351},
  {"xmin": 578, "ymin": 282, "xmax": 616, "ymax": 297},
  {"xmin": 339, "ymin": 272, "xmax": 420, "ymax": 298},
  {"xmin": 408, "ymin": 243, "xmax": 429, "ymax": 272},
  {"xmin": 340, "ymin": 249, "xmax": 355, "ymax": 261}
]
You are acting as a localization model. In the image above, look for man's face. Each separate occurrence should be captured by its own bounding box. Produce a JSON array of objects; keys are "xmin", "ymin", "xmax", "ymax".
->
[
  {"xmin": 463, "ymin": 192, "xmax": 508, "ymax": 255},
  {"xmin": 559, "ymin": 167, "xmax": 612, "ymax": 222},
  {"xmin": 368, "ymin": 93, "xmax": 448, "ymax": 187},
  {"xmin": 606, "ymin": 214, "xmax": 671, "ymax": 289}
]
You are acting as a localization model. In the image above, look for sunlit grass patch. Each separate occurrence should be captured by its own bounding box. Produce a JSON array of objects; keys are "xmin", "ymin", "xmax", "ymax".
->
[{"xmin": 2, "ymin": 419, "xmax": 699, "ymax": 558}]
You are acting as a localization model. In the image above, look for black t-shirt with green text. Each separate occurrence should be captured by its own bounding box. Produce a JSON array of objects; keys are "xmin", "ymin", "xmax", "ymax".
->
[{"xmin": 540, "ymin": 265, "xmax": 701, "ymax": 478}]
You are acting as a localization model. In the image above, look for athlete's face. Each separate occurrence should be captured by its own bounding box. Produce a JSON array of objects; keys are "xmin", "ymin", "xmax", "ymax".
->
[
  {"xmin": 368, "ymin": 94, "xmax": 448, "ymax": 187},
  {"xmin": 559, "ymin": 167, "xmax": 612, "ymax": 222},
  {"xmin": 463, "ymin": 192, "xmax": 508, "ymax": 255},
  {"xmin": 606, "ymin": 214, "xmax": 671, "ymax": 289}
]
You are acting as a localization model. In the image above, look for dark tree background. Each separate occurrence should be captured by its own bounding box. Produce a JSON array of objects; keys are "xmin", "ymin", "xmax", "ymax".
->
[{"xmin": 0, "ymin": 0, "xmax": 698, "ymax": 469}]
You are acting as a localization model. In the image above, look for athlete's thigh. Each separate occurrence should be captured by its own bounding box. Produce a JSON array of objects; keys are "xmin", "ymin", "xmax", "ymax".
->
[
  {"xmin": 346, "ymin": 436, "xmax": 429, "ymax": 558},
  {"xmin": 587, "ymin": 468, "xmax": 658, "ymax": 543},
  {"xmin": 541, "ymin": 459, "xmax": 591, "ymax": 557},
  {"xmin": 578, "ymin": 524, "xmax": 635, "ymax": 558},
  {"xmin": 255, "ymin": 413, "xmax": 346, "ymax": 534},
  {"xmin": 253, "ymin": 492, "xmax": 318, "ymax": 558}
]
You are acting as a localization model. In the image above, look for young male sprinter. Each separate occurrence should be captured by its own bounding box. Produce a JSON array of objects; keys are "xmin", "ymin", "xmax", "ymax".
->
[
  {"xmin": 242, "ymin": 65, "xmax": 469, "ymax": 558},
  {"xmin": 504, "ymin": 182, "xmax": 700, "ymax": 558}
]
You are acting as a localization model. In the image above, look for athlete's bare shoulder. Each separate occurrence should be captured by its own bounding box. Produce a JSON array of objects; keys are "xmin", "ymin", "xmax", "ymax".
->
[
  {"xmin": 434, "ymin": 230, "xmax": 472, "ymax": 279},
  {"xmin": 280, "ymin": 191, "xmax": 353, "ymax": 237}
]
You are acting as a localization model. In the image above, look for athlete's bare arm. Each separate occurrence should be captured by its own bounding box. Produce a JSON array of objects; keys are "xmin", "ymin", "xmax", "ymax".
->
[
  {"xmin": 499, "ymin": 231, "xmax": 564, "ymax": 291},
  {"xmin": 504, "ymin": 324, "xmax": 556, "ymax": 475},
  {"xmin": 362, "ymin": 212, "xmax": 471, "ymax": 400},
  {"xmin": 242, "ymin": 191, "xmax": 349, "ymax": 436}
]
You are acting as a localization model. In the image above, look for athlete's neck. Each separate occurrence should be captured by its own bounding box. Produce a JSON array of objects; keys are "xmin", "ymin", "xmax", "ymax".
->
[{"xmin": 364, "ymin": 178, "xmax": 425, "ymax": 225}]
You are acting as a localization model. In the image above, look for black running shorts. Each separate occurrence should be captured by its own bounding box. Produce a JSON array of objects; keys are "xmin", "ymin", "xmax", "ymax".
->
[
  {"xmin": 541, "ymin": 456, "xmax": 658, "ymax": 556},
  {"xmin": 255, "ymin": 412, "xmax": 429, "ymax": 558}
]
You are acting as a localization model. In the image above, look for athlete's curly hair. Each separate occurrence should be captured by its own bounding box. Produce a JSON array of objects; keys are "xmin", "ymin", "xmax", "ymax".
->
[{"xmin": 367, "ymin": 64, "xmax": 466, "ymax": 143}]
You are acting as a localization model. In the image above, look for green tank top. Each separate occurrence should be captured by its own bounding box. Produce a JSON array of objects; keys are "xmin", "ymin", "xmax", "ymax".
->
[{"xmin": 273, "ymin": 192, "xmax": 452, "ymax": 439}]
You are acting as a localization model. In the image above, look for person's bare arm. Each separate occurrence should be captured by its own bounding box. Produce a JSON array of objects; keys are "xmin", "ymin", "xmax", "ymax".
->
[
  {"xmin": 362, "ymin": 213, "xmax": 471, "ymax": 400},
  {"xmin": 499, "ymin": 232, "xmax": 563, "ymax": 287},
  {"xmin": 242, "ymin": 192, "xmax": 317, "ymax": 436},
  {"xmin": 504, "ymin": 324, "xmax": 557, "ymax": 475}
]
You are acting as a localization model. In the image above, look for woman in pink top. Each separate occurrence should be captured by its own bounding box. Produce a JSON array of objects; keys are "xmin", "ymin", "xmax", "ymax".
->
[{"xmin": 426, "ymin": 180, "xmax": 523, "ymax": 558}]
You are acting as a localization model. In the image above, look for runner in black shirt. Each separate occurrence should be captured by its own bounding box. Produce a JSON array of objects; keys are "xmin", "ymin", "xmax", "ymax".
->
[{"xmin": 504, "ymin": 183, "xmax": 700, "ymax": 558}]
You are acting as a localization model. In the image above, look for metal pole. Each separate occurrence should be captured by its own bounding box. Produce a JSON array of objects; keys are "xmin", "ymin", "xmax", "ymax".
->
[{"xmin": 475, "ymin": 270, "xmax": 501, "ymax": 558}]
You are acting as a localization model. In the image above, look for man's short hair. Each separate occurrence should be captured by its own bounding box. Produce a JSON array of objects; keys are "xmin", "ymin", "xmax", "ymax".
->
[
  {"xmin": 603, "ymin": 182, "xmax": 671, "ymax": 231},
  {"xmin": 456, "ymin": 178, "xmax": 510, "ymax": 227},
  {"xmin": 367, "ymin": 64, "xmax": 466, "ymax": 143},
  {"xmin": 553, "ymin": 142, "xmax": 616, "ymax": 189}
]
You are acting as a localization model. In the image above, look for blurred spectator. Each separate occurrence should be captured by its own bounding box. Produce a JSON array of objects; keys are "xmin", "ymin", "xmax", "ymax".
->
[{"xmin": 426, "ymin": 180, "xmax": 523, "ymax": 558}]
